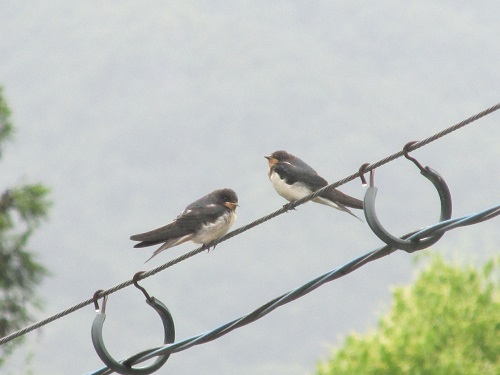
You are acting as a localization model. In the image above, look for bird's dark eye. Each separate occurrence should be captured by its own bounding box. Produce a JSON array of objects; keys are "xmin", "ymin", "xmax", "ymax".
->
[
  {"xmin": 274, "ymin": 150, "xmax": 288, "ymax": 161},
  {"xmin": 219, "ymin": 189, "xmax": 237, "ymax": 204}
]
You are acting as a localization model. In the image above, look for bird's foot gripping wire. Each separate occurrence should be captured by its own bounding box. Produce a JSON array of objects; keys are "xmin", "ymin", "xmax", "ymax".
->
[
  {"xmin": 283, "ymin": 202, "xmax": 297, "ymax": 212},
  {"xmin": 202, "ymin": 241, "xmax": 218, "ymax": 252}
]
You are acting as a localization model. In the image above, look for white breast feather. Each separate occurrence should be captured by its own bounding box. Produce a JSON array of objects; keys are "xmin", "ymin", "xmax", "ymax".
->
[
  {"xmin": 191, "ymin": 211, "xmax": 236, "ymax": 244},
  {"xmin": 269, "ymin": 171, "xmax": 313, "ymax": 202}
]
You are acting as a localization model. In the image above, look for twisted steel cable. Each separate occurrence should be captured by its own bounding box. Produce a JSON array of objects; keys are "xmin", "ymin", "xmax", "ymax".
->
[
  {"xmin": 1, "ymin": 102, "xmax": 499, "ymax": 347},
  {"xmin": 87, "ymin": 204, "xmax": 500, "ymax": 374}
]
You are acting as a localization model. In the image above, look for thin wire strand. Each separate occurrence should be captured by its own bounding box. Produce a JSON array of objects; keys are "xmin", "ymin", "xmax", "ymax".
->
[
  {"xmin": 0, "ymin": 102, "xmax": 499, "ymax": 346},
  {"xmin": 86, "ymin": 205, "xmax": 500, "ymax": 375}
]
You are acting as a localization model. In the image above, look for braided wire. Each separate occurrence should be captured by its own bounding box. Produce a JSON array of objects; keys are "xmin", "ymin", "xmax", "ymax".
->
[
  {"xmin": 0, "ymin": 102, "xmax": 498, "ymax": 346},
  {"xmin": 87, "ymin": 204, "xmax": 500, "ymax": 375}
]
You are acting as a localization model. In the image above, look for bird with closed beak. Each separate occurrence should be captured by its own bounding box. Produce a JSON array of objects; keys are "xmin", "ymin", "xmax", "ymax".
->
[
  {"xmin": 265, "ymin": 150, "xmax": 363, "ymax": 219},
  {"xmin": 130, "ymin": 188, "xmax": 238, "ymax": 262}
]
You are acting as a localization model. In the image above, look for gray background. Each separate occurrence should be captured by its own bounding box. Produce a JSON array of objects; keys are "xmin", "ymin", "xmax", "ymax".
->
[{"xmin": 1, "ymin": 1, "xmax": 498, "ymax": 374}]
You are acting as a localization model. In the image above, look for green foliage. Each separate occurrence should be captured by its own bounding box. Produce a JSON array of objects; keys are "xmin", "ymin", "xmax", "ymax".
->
[
  {"xmin": 0, "ymin": 185, "xmax": 51, "ymax": 228},
  {"xmin": 0, "ymin": 87, "xmax": 51, "ymax": 365},
  {"xmin": 316, "ymin": 255, "xmax": 500, "ymax": 375},
  {"xmin": 0, "ymin": 86, "xmax": 14, "ymax": 156}
]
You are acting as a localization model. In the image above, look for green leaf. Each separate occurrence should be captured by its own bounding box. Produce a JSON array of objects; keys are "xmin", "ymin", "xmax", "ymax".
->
[
  {"xmin": 0, "ymin": 86, "xmax": 14, "ymax": 156},
  {"xmin": 10, "ymin": 184, "xmax": 52, "ymax": 225},
  {"xmin": 315, "ymin": 255, "xmax": 500, "ymax": 375},
  {"xmin": 0, "ymin": 86, "xmax": 51, "ymax": 366}
]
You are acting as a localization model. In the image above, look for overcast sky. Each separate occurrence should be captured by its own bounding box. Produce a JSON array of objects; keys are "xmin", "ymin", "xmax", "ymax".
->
[{"xmin": 1, "ymin": 1, "xmax": 499, "ymax": 374}]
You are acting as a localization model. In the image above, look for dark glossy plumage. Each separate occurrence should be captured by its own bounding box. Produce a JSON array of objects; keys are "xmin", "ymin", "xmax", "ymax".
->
[
  {"xmin": 130, "ymin": 188, "xmax": 238, "ymax": 261},
  {"xmin": 266, "ymin": 150, "xmax": 363, "ymax": 218}
]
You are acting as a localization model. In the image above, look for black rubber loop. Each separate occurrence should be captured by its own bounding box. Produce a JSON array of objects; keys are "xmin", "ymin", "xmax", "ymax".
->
[
  {"xmin": 364, "ymin": 166, "xmax": 452, "ymax": 252},
  {"xmin": 91, "ymin": 297, "xmax": 175, "ymax": 375}
]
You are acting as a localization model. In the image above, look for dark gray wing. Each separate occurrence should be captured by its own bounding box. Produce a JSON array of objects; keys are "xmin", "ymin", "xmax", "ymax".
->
[
  {"xmin": 319, "ymin": 187, "xmax": 363, "ymax": 209},
  {"xmin": 274, "ymin": 163, "xmax": 363, "ymax": 210},
  {"xmin": 184, "ymin": 191, "xmax": 217, "ymax": 211},
  {"xmin": 290, "ymin": 155, "xmax": 319, "ymax": 175},
  {"xmin": 273, "ymin": 163, "xmax": 328, "ymax": 190}
]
